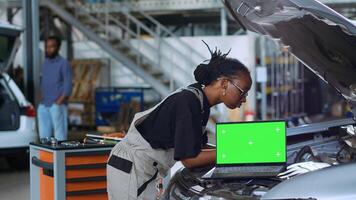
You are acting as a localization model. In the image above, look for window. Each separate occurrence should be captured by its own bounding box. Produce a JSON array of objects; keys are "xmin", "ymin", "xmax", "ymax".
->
[{"xmin": 0, "ymin": 35, "xmax": 16, "ymax": 70}]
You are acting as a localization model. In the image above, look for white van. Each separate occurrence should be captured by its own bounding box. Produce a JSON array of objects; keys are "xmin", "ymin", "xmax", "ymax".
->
[{"xmin": 0, "ymin": 21, "xmax": 37, "ymax": 168}]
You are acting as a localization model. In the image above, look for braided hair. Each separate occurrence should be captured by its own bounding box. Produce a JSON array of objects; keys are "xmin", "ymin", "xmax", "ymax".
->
[{"xmin": 194, "ymin": 41, "xmax": 250, "ymax": 86}]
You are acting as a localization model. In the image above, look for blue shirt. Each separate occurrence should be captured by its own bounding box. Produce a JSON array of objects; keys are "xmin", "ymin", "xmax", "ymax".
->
[{"xmin": 41, "ymin": 55, "xmax": 72, "ymax": 106}]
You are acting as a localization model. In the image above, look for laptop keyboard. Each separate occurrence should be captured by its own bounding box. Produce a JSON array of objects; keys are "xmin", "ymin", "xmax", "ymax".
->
[{"xmin": 216, "ymin": 166, "xmax": 284, "ymax": 174}]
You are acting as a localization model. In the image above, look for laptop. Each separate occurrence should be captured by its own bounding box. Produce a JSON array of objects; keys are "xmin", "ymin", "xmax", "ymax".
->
[{"xmin": 202, "ymin": 120, "xmax": 286, "ymax": 179}]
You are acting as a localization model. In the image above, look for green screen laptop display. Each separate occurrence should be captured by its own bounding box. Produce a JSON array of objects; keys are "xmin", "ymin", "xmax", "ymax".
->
[{"xmin": 216, "ymin": 121, "xmax": 286, "ymax": 165}]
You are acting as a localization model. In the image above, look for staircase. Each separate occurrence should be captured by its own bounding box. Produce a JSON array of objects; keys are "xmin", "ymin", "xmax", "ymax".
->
[{"xmin": 43, "ymin": 0, "xmax": 206, "ymax": 96}]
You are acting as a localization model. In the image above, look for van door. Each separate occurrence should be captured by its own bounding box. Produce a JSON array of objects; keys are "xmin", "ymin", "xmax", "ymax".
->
[{"xmin": 0, "ymin": 74, "xmax": 20, "ymax": 131}]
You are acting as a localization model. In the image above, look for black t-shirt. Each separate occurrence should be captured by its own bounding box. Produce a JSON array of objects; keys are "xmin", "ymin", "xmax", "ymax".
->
[{"xmin": 136, "ymin": 83, "xmax": 211, "ymax": 161}]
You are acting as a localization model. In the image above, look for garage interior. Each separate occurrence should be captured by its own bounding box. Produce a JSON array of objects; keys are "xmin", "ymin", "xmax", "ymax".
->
[{"xmin": 0, "ymin": 0, "xmax": 356, "ymax": 199}]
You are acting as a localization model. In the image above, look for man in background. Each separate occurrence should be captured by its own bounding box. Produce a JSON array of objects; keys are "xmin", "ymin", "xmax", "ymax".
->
[{"xmin": 38, "ymin": 36, "xmax": 72, "ymax": 141}]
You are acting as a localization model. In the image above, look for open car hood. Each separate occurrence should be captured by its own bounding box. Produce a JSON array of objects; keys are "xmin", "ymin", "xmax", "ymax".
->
[
  {"xmin": 0, "ymin": 21, "xmax": 21, "ymax": 72},
  {"xmin": 223, "ymin": 0, "xmax": 356, "ymax": 110}
]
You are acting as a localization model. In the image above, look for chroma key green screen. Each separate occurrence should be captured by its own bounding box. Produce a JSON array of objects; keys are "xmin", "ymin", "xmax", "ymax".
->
[{"xmin": 216, "ymin": 121, "xmax": 286, "ymax": 165}]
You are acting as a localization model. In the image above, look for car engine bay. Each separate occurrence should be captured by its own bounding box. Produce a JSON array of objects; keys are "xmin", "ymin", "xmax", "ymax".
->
[{"xmin": 163, "ymin": 119, "xmax": 356, "ymax": 200}]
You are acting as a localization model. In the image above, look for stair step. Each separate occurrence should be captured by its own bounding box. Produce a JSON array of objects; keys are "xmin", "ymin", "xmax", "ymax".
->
[
  {"xmin": 110, "ymin": 39, "xmax": 121, "ymax": 46},
  {"xmin": 150, "ymin": 71, "xmax": 164, "ymax": 77},
  {"xmin": 141, "ymin": 63, "xmax": 152, "ymax": 71},
  {"xmin": 84, "ymin": 21, "xmax": 100, "ymax": 27},
  {"xmin": 119, "ymin": 48, "xmax": 134, "ymax": 56},
  {"xmin": 112, "ymin": 43, "xmax": 130, "ymax": 51},
  {"xmin": 161, "ymin": 79, "xmax": 171, "ymax": 86},
  {"xmin": 92, "ymin": 29, "xmax": 105, "ymax": 35},
  {"xmin": 77, "ymin": 15, "xmax": 91, "ymax": 22},
  {"xmin": 76, "ymin": 15, "xmax": 101, "ymax": 26},
  {"xmin": 126, "ymin": 53, "xmax": 138, "ymax": 60},
  {"xmin": 111, "ymin": 42, "xmax": 133, "ymax": 51}
]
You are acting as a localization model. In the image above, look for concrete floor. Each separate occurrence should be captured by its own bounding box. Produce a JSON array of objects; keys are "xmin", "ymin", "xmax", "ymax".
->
[{"xmin": 0, "ymin": 157, "xmax": 29, "ymax": 200}]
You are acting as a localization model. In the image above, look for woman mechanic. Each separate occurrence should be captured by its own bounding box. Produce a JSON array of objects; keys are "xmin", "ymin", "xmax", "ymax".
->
[{"xmin": 107, "ymin": 45, "xmax": 252, "ymax": 200}]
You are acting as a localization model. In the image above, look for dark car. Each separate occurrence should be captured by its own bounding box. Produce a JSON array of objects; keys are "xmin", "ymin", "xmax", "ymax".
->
[{"xmin": 163, "ymin": 0, "xmax": 356, "ymax": 199}]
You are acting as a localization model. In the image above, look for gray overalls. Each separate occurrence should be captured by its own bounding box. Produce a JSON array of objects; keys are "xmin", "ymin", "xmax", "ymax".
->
[{"xmin": 107, "ymin": 86, "xmax": 205, "ymax": 200}]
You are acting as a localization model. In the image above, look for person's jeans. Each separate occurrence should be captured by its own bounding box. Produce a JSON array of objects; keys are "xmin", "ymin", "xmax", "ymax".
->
[{"xmin": 37, "ymin": 103, "xmax": 68, "ymax": 141}]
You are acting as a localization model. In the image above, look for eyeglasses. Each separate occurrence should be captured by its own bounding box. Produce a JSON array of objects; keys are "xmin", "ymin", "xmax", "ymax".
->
[{"xmin": 228, "ymin": 80, "xmax": 248, "ymax": 98}]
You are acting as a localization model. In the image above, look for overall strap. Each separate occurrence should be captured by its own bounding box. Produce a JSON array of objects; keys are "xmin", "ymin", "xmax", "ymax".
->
[
  {"xmin": 181, "ymin": 86, "xmax": 207, "ymax": 133},
  {"xmin": 181, "ymin": 86, "xmax": 204, "ymax": 115}
]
